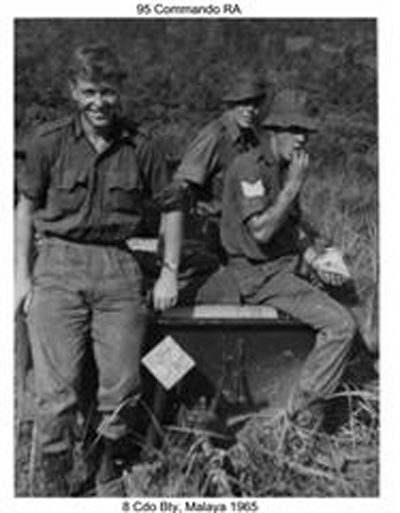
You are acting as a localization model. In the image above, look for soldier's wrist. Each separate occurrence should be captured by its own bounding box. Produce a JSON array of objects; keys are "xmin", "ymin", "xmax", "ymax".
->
[
  {"xmin": 162, "ymin": 260, "xmax": 179, "ymax": 274},
  {"xmin": 282, "ymin": 182, "xmax": 299, "ymax": 203}
]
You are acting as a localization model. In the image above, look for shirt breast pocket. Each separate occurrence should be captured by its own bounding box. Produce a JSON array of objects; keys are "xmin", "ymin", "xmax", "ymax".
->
[
  {"xmin": 54, "ymin": 169, "xmax": 88, "ymax": 214},
  {"xmin": 105, "ymin": 171, "xmax": 143, "ymax": 214}
]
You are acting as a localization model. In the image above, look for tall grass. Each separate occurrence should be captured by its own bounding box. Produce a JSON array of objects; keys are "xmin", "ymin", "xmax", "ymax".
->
[
  {"xmin": 302, "ymin": 121, "xmax": 378, "ymax": 354},
  {"xmin": 122, "ymin": 383, "xmax": 379, "ymax": 497}
]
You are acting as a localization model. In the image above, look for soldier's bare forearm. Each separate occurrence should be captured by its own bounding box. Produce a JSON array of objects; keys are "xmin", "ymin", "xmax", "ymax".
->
[
  {"xmin": 160, "ymin": 210, "xmax": 183, "ymax": 274},
  {"xmin": 15, "ymin": 195, "xmax": 35, "ymax": 280},
  {"xmin": 248, "ymin": 181, "xmax": 300, "ymax": 243}
]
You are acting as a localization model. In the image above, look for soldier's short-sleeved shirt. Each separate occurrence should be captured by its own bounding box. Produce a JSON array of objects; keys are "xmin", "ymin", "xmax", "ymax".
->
[
  {"xmin": 18, "ymin": 114, "xmax": 180, "ymax": 243},
  {"xmin": 174, "ymin": 111, "xmax": 261, "ymax": 209},
  {"xmin": 221, "ymin": 145, "xmax": 304, "ymax": 265}
]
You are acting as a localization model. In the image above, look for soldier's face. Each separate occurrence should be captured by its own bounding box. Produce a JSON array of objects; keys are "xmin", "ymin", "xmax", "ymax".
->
[
  {"xmin": 231, "ymin": 98, "xmax": 261, "ymax": 129},
  {"xmin": 70, "ymin": 77, "xmax": 122, "ymax": 130},
  {"xmin": 274, "ymin": 129, "xmax": 309, "ymax": 161}
]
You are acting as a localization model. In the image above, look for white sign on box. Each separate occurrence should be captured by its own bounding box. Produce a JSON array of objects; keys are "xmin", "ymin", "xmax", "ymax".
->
[{"xmin": 141, "ymin": 335, "xmax": 196, "ymax": 390}]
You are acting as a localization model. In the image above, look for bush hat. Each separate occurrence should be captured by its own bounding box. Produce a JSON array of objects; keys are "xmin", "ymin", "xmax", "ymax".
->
[
  {"xmin": 262, "ymin": 89, "xmax": 319, "ymax": 132},
  {"xmin": 223, "ymin": 72, "xmax": 266, "ymax": 103}
]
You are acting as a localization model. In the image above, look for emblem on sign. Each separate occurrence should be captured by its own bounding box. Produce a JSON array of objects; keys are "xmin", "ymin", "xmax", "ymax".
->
[{"xmin": 141, "ymin": 336, "xmax": 196, "ymax": 390}]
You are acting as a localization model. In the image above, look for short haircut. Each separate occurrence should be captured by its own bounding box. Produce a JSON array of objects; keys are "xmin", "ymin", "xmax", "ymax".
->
[{"xmin": 68, "ymin": 43, "xmax": 127, "ymax": 84}]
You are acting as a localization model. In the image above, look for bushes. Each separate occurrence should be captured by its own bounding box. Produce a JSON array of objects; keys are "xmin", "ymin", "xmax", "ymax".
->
[{"xmin": 15, "ymin": 19, "xmax": 377, "ymax": 144}]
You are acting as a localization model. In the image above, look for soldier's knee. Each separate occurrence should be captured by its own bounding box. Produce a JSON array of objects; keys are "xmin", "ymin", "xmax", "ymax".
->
[{"xmin": 333, "ymin": 308, "xmax": 357, "ymax": 343}]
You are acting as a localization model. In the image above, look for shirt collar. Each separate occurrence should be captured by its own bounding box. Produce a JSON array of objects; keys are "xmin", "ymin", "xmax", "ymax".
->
[
  {"xmin": 258, "ymin": 134, "xmax": 276, "ymax": 166},
  {"xmin": 72, "ymin": 113, "xmax": 84, "ymax": 139},
  {"xmin": 221, "ymin": 111, "xmax": 243, "ymax": 143},
  {"xmin": 72, "ymin": 113, "xmax": 133, "ymax": 142}
]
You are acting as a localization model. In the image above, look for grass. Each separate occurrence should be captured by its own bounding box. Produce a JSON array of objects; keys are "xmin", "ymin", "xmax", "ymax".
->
[
  {"xmin": 121, "ymin": 381, "xmax": 379, "ymax": 497},
  {"xmin": 15, "ymin": 375, "xmax": 379, "ymax": 497},
  {"xmin": 302, "ymin": 134, "xmax": 378, "ymax": 354}
]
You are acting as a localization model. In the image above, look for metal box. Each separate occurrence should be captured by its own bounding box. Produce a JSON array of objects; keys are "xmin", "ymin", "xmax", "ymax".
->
[{"xmin": 143, "ymin": 306, "xmax": 316, "ymax": 436}]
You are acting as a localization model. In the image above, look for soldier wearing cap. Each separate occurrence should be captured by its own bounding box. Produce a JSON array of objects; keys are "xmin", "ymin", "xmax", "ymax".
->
[
  {"xmin": 220, "ymin": 88, "xmax": 356, "ymax": 429},
  {"xmin": 174, "ymin": 71, "xmax": 266, "ymax": 263},
  {"xmin": 169, "ymin": 72, "xmax": 266, "ymax": 304},
  {"xmin": 15, "ymin": 43, "xmax": 184, "ymax": 496}
]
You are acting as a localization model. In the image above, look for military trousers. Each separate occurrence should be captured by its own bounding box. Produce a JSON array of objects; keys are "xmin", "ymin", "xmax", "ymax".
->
[
  {"xmin": 27, "ymin": 237, "xmax": 147, "ymax": 456},
  {"xmin": 230, "ymin": 257, "xmax": 357, "ymax": 414}
]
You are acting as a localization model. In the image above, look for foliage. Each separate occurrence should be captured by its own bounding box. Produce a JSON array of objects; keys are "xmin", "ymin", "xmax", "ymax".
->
[
  {"xmin": 15, "ymin": 381, "xmax": 379, "ymax": 497},
  {"xmin": 15, "ymin": 19, "xmax": 377, "ymax": 153}
]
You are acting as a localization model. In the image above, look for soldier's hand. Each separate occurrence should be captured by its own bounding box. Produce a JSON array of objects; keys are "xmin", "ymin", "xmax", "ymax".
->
[
  {"xmin": 15, "ymin": 275, "xmax": 33, "ymax": 316},
  {"xmin": 287, "ymin": 150, "xmax": 309, "ymax": 189},
  {"xmin": 152, "ymin": 267, "xmax": 179, "ymax": 311},
  {"xmin": 310, "ymin": 249, "xmax": 351, "ymax": 287},
  {"xmin": 314, "ymin": 269, "xmax": 348, "ymax": 287},
  {"xmin": 196, "ymin": 201, "xmax": 221, "ymax": 217}
]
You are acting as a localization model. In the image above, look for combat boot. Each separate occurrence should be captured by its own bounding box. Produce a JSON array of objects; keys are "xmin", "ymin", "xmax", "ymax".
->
[{"xmin": 95, "ymin": 438, "xmax": 126, "ymax": 497}]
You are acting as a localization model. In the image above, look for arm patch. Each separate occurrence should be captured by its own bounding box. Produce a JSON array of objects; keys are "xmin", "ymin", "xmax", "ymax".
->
[{"xmin": 240, "ymin": 179, "xmax": 265, "ymax": 198}]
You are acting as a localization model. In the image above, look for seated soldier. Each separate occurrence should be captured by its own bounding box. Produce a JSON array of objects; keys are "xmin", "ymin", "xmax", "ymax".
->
[{"xmin": 220, "ymin": 88, "xmax": 357, "ymax": 429}]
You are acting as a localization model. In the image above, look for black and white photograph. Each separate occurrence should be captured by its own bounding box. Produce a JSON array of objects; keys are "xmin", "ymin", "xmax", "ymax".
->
[{"xmin": 8, "ymin": 5, "xmax": 387, "ymax": 508}]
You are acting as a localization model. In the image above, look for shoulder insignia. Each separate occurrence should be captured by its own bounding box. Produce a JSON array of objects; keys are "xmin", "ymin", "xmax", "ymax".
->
[
  {"xmin": 36, "ymin": 116, "xmax": 73, "ymax": 137},
  {"xmin": 192, "ymin": 117, "xmax": 223, "ymax": 140},
  {"xmin": 240, "ymin": 179, "xmax": 265, "ymax": 198}
]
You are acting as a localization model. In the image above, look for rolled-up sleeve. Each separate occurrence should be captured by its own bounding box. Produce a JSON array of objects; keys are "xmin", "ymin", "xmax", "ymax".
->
[
  {"xmin": 137, "ymin": 138, "xmax": 186, "ymax": 212},
  {"xmin": 174, "ymin": 125, "xmax": 220, "ymax": 186}
]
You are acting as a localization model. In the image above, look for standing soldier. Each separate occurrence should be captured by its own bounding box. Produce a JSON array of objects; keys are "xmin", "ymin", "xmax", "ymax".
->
[
  {"xmin": 220, "ymin": 89, "xmax": 356, "ymax": 429},
  {"xmin": 15, "ymin": 43, "xmax": 184, "ymax": 496}
]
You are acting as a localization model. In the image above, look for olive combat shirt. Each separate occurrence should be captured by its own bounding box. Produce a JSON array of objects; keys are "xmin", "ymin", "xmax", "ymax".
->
[
  {"xmin": 19, "ymin": 114, "xmax": 179, "ymax": 244},
  {"xmin": 221, "ymin": 146, "xmax": 321, "ymax": 297},
  {"xmin": 175, "ymin": 111, "xmax": 261, "ymax": 210}
]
